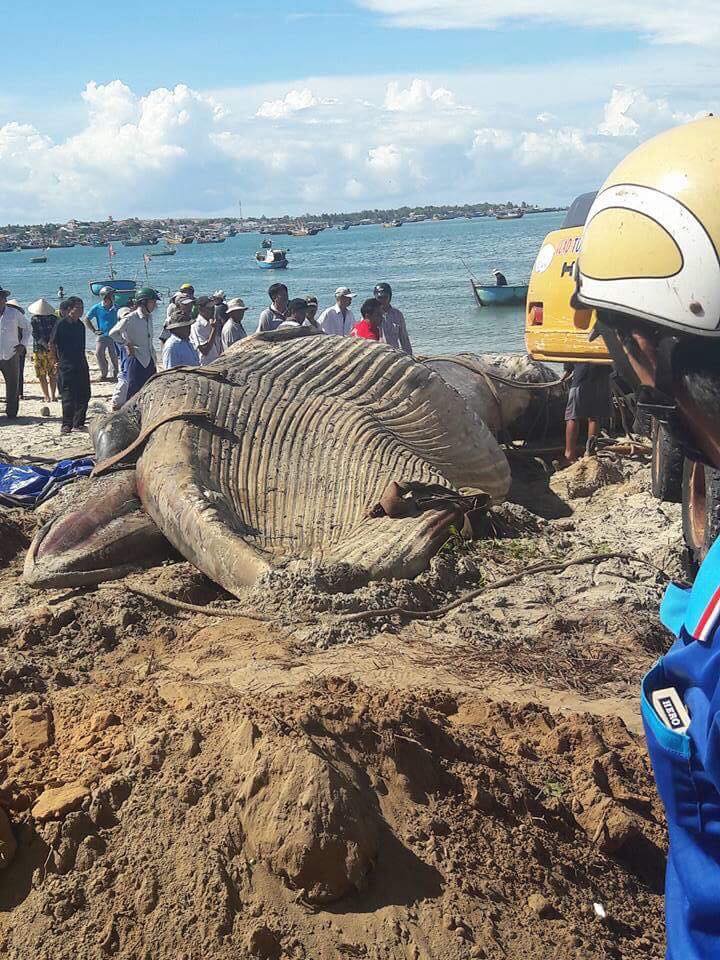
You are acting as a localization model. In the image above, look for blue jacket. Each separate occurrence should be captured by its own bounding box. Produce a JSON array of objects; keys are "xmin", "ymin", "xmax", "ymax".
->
[{"xmin": 645, "ymin": 536, "xmax": 720, "ymax": 958}]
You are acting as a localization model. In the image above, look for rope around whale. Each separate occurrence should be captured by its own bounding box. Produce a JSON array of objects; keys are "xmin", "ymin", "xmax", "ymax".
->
[
  {"xmin": 335, "ymin": 551, "xmax": 669, "ymax": 624},
  {"xmin": 112, "ymin": 551, "xmax": 667, "ymax": 625}
]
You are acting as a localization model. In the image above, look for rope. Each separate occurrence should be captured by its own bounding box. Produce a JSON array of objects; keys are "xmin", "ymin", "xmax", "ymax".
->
[
  {"xmin": 336, "ymin": 551, "xmax": 666, "ymax": 624},
  {"xmin": 420, "ymin": 354, "xmax": 566, "ymax": 391},
  {"xmin": 109, "ymin": 583, "xmax": 270, "ymax": 620},
  {"xmin": 91, "ymin": 408, "xmax": 209, "ymax": 477}
]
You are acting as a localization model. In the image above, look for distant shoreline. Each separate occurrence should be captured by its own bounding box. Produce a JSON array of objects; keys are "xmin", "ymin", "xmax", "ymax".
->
[{"xmin": 0, "ymin": 203, "xmax": 568, "ymax": 248}]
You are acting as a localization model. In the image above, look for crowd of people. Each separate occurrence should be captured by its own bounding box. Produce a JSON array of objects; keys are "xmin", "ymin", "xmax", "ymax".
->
[{"xmin": 0, "ymin": 279, "xmax": 413, "ymax": 435}]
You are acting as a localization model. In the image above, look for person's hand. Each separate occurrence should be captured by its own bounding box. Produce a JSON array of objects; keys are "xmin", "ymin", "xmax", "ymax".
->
[
  {"xmin": 14, "ymin": 344, "xmax": 25, "ymax": 355},
  {"xmin": 126, "ymin": 345, "xmax": 135, "ymax": 358}
]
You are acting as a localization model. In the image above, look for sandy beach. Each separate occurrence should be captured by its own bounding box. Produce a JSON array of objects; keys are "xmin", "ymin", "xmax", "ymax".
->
[
  {"xmin": 0, "ymin": 351, "xmax": 113, "ymax": 461},
  {"xmin": 0, "ymin": 374, "xmax": 679, "ymax": 960}
]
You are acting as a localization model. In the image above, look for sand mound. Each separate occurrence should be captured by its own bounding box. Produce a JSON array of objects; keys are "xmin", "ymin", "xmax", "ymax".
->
[
  {"xmin": 0, "ymin": 675, "xmax": 666, "ymax": 960},
  {"xmin": 234, "ymin": 715, "xmax": 380, "ymax": 903}
]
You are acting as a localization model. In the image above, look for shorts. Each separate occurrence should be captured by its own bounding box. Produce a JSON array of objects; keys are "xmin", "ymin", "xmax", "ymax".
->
[
  {"xmin": 33, "ymin": 349, "xmax": 57, "ymax": 379},
  {"xmin": 565, "ymin": 371, "xmax": 612, "ymax": 421}
]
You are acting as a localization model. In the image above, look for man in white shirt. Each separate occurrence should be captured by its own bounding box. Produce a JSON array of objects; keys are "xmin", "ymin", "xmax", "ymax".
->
[
  {"xmin": 221, "ymin": 298, "xmax": 249, "ymax": 349},
  {"xmin": 0, "ymin": 285, "xmax": 31, "ymax": 418},
  {"xmin": 109, "ymin": 286, "xmax": 159, "ymax": 400},
  {"xmin": 318, "ymin": 287, "xmax": 356, "ymax": 336},
  {"xmin": 190, "ymin": 296, "xmax": 223, "ymax": 365}
]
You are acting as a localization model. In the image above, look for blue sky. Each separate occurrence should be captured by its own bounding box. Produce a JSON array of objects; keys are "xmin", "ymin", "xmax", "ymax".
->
[{"xmin": 0, "ymin": 1, "xmax": 717, "ymax": 221}]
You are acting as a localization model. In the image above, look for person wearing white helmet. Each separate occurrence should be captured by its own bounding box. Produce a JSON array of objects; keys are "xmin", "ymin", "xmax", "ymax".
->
[
  {"xmin": 85, "ymin": 286, "xmax": 118, "ymax": 381},
  {"xmin": 575, "ymin": 115, "xmax": 720, "ymax": 960}
]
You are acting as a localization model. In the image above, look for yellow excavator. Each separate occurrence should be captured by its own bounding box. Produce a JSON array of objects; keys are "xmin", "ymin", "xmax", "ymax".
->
[{"xmin": 525, "ymin": 192, "xmax": 609, "ymax": 364}]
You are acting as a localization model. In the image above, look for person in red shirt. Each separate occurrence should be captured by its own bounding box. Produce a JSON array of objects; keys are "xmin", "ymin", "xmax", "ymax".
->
[{"xmin": 351, "ymin": 298, "xmax": 382, "ymax": 342}]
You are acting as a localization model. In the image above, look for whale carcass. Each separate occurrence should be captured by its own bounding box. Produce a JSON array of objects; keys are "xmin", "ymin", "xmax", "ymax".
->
[{"xmin": 25, "ymin": 330, "xmax": 511, "ymax": 595}]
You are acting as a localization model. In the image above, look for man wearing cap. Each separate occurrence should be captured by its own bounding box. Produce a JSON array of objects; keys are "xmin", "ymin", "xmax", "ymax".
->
[
  {"xmin": 0, "ymin": 285, "xmax": 30, "ymax": 419},
  {"xmin": 492, "ymin": 269, "xmax": 508, "ymax": 287},
  {"xmin": 304, "ymin": 295, "xmax": 320, "ymax": 330},
  {"xmin": 190, "ymin": 296, "xmax": 224, "ymax": 365},
  {"xmin": 221, "ymin": 298, "xmax": 250, "ymax": 349},
  {"xmin": 212, "ymin": 291, "xmax": 228, "ymax": 327},
  {"xmin": 110, "ymin": 307, "xmax": 133, "ymax": 411},
  {"xmin": 257, "ymin": 283, "xmax": 289, "ymax": 333},
  {"xmin": 109, "ymin": 287, "xmax": 160, "ymax": 400},
  {"xmin": 373, "ymin": 282, "xmax": 412, "ymax": 355},
  {"xmin": 162, "ymin": 310, "xmax": 200, "ymax": 370},
  {"xmin": 318, "ymin": 287, "xmax": 356, "ymax": 336},
  {"xmin": 85, "ymin": 287, "xmax": 119, "ymax": 380}
]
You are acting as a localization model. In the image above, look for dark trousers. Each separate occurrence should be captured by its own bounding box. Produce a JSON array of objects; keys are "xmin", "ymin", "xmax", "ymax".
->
[
  {"xmin": 125, "ymin": 356, "xmax": 156, "ymax": 401},
  {"xmin": 0, "ymin": 353, "xmax": 20, "ymax": 419},
  {"xmin": 58, "ymin": 362, "xmax": 91, "ymax": 429},
  {"xmin": 17, "ymin": 348, "xmax": 25, "ymax": 398}
]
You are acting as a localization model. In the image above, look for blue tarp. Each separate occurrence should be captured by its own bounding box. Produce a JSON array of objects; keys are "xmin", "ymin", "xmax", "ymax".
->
[{"xmin": 0, "ymin": 457, "xmax": 94, "ymax": 508}]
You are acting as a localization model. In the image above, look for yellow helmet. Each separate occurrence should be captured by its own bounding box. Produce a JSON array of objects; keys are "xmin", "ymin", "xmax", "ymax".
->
[{"xmin": 576, "ymin": 115, "xmax": 720, "ymax": 336}]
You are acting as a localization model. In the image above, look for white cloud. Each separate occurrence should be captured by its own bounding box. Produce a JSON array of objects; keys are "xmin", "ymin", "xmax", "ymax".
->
[
  {"xmin": 598, "ymin": 85, "xmax": 700, "ymax": 136},
  {"xmin": 357, "ymin": 0, "xmax": 720, "ymax": 46},
  {"xmin": 384, "ymin": 78, "xmax": 457, "ymax": 111},
  {"xmin": 0, "ymin": 73, "xmax": 715, "ymax": 222},
  {"xmin": 256, "ymin": 88, "xmax": 338, "ymax": 119}
]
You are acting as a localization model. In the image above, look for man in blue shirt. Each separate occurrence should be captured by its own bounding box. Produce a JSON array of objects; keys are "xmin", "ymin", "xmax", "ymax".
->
[
  {"xmin": 575, "ymin": 116, "xmax": 720, "ymax": 959},
  {"xmin": 85, "ymin": 286, "xmax": 118, "ymax": 381},
  {"xmin": 161, "ymin": 310, "xmax": 200, "ymax": 369}
]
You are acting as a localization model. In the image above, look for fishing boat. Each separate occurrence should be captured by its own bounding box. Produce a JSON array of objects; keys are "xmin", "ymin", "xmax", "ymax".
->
[
  {"xmin": 149, "ymin": 247, "xmax": 176, "ymax": 257},
  {"xmin": 255, "ymin": 244, "xmax": 288, "ymax": 269},
  {"xmin": 289, "ymin": 225, "xmax": 319, "ymax": 237},
  {"xmin": 166, "ymin": 234, "xmax": 194, "ymax": 245},
  {"xmin": 0, "ymin": 242, "xmax": 14, "ymax": 253},
  {"xmin": 470, "ymin": 279, "xmax": 528, "ymax": 307},
  {"xmin": 496, "ymin": 210, "xmax": 524, "ymax": 220},
  {"xmin": 337, "ymin": 223, "xmax": 350, "ymax": 231},
  {"xmin": 196, "ymin": 234, "xmax": 225, "ymax": 244},
  {"xmin": 30, "ymin": 256, "xmax": 47, "ymax": 264},
  {"xmin": 382, "ymin": 220, "xmax": 403, "ymax": 228}
]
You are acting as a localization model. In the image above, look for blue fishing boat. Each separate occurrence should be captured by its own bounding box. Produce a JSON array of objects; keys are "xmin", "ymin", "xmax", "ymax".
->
[
  {"xmin": 470, "ymin": 278, "xmax": 528, "ymax": 307},
  {"xmin": 255, "ymin": 245, "xmax": 288, "ymax": 269}
]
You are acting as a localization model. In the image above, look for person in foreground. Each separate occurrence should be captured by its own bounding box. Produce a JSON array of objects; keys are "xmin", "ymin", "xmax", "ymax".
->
[
  {"xmin": 562, "ymin": 361, "xmax": 612, "ymax": 462},
  {"xmin": 28, "ymin": 298, "xmax": 58, "ymax": 404},
  {"xmin": 574, "ymin": 115, "xmax": 720, "ymax": 960},
  {"xmin": 351, "ymin": 298, "xmax": 382, "ymax": 341},
  {"xmin": 85, "ymin": 286, "xmax": 118, "ymax": 380},
  {"xmin": 162, "ymin": 311, "xmax": 199, "ymax": 369},
  {"xmin": 109, "ymin": 287, "xmax": 159, "ymax": 400},
  {"xmin": 221, "ymin": 298, "xmax": 249, "ymax": 348},
  {"xmin": 373, "ymin": 282, "xmax": 412, "ymax": 355},
  {"xmin": 0, "ymin": 285, "xmax": 29, "ymax": 419},
  {"xmin": 50, "ymin": 296, "xmax": 91, "ymax": 434}
]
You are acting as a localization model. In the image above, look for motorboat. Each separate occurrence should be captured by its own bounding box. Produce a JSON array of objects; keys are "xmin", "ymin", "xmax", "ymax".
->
[
  {"xmin": 88, "ymin": 278, "xmax": 137, "ymax": 308},
  {"xmin": 382, "ymin": 220, "xmax": 403, "ymax": 228},
  {"xmin": 149, "ymin": 247, "xmax": 177, "ymax": 257},
  {"xmin": 255, "ymin": 245, "xmax": 288, "ymax": 269},
  {"xmin": 496, "ymin": 210, "xmax": 524, "ymax": 220},
  {"xmin": 470, "ymin": 278, "xmax": 528, "ymax": 306}
]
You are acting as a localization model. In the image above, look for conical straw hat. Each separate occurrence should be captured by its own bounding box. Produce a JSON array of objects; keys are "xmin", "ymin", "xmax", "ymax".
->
[{"xmin": 28, "ymin": 298, "xmax": 56, "ymax": 316}]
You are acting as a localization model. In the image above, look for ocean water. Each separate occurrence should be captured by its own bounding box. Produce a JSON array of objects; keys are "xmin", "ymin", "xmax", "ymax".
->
[{"xmin": 0, "ymin": 212, "xmax": 564, "ymax": 356}]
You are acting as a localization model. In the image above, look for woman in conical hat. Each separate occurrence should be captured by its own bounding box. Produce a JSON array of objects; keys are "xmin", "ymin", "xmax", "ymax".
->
[{"xmin": 28, "ymin": 298, "xmax": 58, "ymax": 404}]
